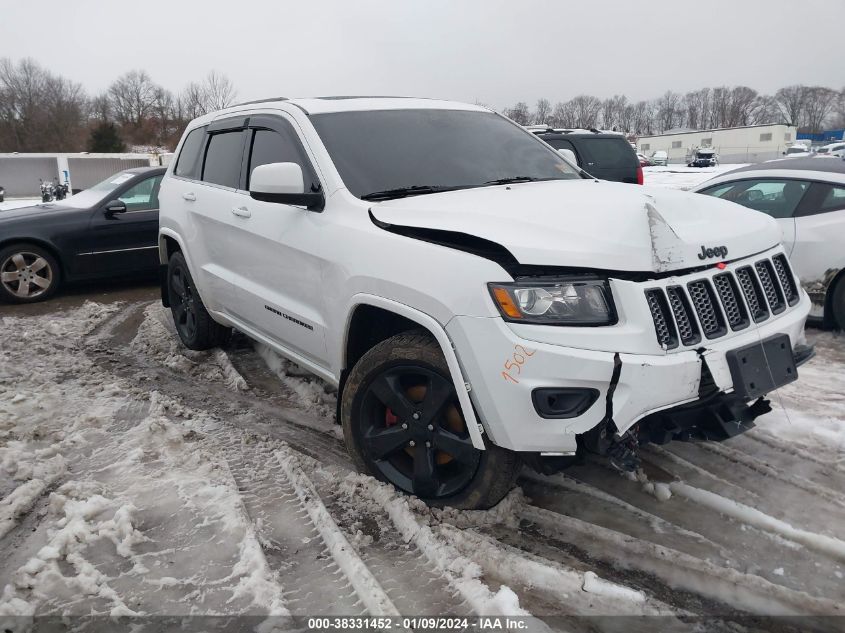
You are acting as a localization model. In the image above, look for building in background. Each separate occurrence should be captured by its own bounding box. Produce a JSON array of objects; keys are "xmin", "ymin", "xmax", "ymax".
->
[
  {"xmin": 0, "ymin": 153, "xmax": 164, "ymax": 198},
  {"xmin": 637, "ymin": 123, "xmax": 798, "ymax": 164}
]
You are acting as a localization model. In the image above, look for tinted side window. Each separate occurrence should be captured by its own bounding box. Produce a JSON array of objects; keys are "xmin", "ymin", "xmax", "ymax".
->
[
  {"xmin": 202, "ymin": 131, "xmax": 245, "ymax": 189},
  {"xmin": 174, "ymin": 127, "xmax": 206, "ymax": 179},
  {"xmin": 798, "ymin": 182, "xmax": 845, "ymax": 216},
  {"xmin": 700, "ymin": 179, "xmax": 810, "ymax": 219},
  {"xmin": 247, "ymin": 125, "xmax": 317, "ymax": 190},
  {"xmin": 579, "ymin": 138, "xmax": 638, "ymax": 169}
]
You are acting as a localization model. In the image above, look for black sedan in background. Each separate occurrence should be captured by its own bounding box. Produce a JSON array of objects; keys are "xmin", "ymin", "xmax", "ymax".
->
[{"xmin": 0, "ymin": 167, "xmax": 165, "ymax": 303}]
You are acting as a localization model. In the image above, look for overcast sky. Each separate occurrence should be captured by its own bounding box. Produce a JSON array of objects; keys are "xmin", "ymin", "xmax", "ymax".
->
[{"xmin": 2, "ymin": 0, "xmax": 842, "ymax": 109}]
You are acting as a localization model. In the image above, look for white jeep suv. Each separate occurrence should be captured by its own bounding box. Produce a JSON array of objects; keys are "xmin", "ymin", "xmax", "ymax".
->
[{"xmin": 158, "ymin": 97, "xmax": 812, "ymax": 509}]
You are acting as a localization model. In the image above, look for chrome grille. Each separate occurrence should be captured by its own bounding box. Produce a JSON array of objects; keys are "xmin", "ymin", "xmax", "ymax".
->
[
  {"xmin": 712, "ymin": 273, "xmax": 749, "ymax": 330},
  {"xmin": 644, "ymin": 254, "xmax": 798, "ymax": 349},
  {"xmin": 666, "ymin": 286, "xmax": 700, "ymax": 345},
  {"xmin": 645, "ymin": 289, "xmax": 677, "ymax": 349},
  {"xmin": 772, "ymin": 254, "xmax": 799, "ymax": 306},
  {"xmin": 755, "ymin": 260, "xmax": 785, "ymax": 314},
  {"xmin": 688, "ymin": 280, "xmax": 726, "ymax": 338}
]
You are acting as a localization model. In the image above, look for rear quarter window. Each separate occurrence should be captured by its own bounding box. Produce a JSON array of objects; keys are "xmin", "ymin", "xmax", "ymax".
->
[
  {"xmin": 579, "ymin": 138, "xmax": 638, "ymax": 169},
  {"xmin": 174, "ymin": 127, "xmax": 206, "ymax": 179}
]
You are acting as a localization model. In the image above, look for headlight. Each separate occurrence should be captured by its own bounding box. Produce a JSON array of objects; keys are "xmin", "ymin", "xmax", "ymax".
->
[{"xmin": 488, "ymin": 278, "xmax": 616, "ymax": 325}]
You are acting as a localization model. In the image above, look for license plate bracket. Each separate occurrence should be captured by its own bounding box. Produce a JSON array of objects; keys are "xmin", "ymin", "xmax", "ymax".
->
[{"xmin": 726, "ymin": 334, "xmax": 797, "ymax": 399}]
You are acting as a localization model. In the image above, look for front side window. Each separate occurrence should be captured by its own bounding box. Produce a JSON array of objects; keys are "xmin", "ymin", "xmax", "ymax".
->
[
  {"xmin": 247, "ymin": 126, "xmax": 317, "ymax": 190},
  {"xmin": 64, "ymin": 170, "xmax": 140, "ymax": 208},
  {"xmin": 700, "ymin": 178, "xmax": 810, "ymax": 219},
  {"xmin": 119, "ymin": 175, "xmax": 163, "ymax": 211},
  {"xmin": 202, "ymin": 131, "xmax": 245, "ymax": 189},
  {"xmin": 310, "ymin": 109, "xmax": 580, "ymax": 200},
  {"xmin": 175, "ymin": 127, "xmax": 206, "ymax": 179}
]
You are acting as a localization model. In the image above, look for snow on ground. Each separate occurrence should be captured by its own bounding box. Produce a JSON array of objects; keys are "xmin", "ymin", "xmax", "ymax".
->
[
  {"xmin": 1, "ymin": 298, "xmax": 844, "ymax": 629},
  {"xmin": 0, "ymin": 198, "xmax": 41, "ymax": 211},
  {"xmin": 643, "ymin": 164, "xmax": 745, "ymax": 190}
]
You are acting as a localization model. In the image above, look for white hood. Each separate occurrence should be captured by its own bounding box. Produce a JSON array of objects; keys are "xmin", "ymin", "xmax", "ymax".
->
[{"xmin": 369, "ymin": 180, "xmax": 780, "ymax": 273}]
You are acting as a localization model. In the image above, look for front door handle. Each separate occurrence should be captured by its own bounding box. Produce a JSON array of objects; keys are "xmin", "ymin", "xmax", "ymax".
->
[
  {"xmin": 231, "ymin": 206, "xmax": 251, "ymax": 218},
  {"xmin": 183, "ymin": 192, "xmax": 196, "ymax": 201}
]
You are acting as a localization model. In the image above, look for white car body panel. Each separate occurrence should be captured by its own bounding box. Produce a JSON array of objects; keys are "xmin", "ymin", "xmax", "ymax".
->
[
  {"xmin": 693, "ymin": 167, "xmax": 845, "ymax": 320},
  {"xmin": 159, "ymin": 98, "xmax": 811, "ymax": 454}
]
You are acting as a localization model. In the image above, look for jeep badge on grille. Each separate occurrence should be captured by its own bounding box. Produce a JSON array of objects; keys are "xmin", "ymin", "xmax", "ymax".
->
[{"xmin": 698, "ymin": 245, "xmax": 728, "ymax": 260}]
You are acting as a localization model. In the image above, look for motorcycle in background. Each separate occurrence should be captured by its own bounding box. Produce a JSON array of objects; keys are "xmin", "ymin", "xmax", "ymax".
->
[
  {"xmin": 40, "ymin": 179, "xmax": 54, "ymax": 203},
  {"xmin": 54, "ymin": 179, "xmax": 69, "ymax": 201}
]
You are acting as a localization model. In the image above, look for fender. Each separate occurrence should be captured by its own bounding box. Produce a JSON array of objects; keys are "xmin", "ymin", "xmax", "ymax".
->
[
  {"xmin": 343, "ymin": 294, "xmax": 486, "ymax": 450},
  {"xmin": 157, "ymin": 228, "xmax": 217, "ymax": 310}
]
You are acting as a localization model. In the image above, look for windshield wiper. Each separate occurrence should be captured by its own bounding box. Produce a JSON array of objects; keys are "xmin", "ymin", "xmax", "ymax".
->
[
  {"xmin": 361, "ymin": 185, "xmax": 464, "ymax": 201},
  {"xmin": 483, "ymin": 176, "xmax": 541, "ymax": 185}
]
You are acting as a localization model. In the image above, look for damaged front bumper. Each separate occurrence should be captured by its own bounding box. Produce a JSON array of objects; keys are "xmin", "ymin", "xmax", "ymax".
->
[{"xmin": 446, "ymin": 289, "xmax": 811, "ymax": 455}]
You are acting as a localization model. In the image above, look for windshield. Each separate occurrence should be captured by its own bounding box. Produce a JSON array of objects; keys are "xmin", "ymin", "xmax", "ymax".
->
[
  {"xmin": 310, "ymin": 109, "xmax": 581, "ymax": 200},
  {"xmin": 63, "ymin": 171, "xmax": 137, "ymax": 208}
]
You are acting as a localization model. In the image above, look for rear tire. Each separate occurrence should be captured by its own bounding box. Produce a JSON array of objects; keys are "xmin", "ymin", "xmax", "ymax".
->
[
  {"xmin": 831, "ymin": 276, "xmax": 845, "ymax": 331},
  {"xmin": 341, "ymin": 330, "xmax": 521, "ymax": 510},
  {"xmin": 167, "ymin": 251, "xmax": 231, "ymax": 350},
  {"xmin": 0, "ymin": 243, "xmax": 60, "ymax": 304}
]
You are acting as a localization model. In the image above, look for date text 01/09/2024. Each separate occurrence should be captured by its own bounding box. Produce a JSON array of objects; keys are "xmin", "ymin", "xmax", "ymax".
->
[{"xmin": 306, "ymin": 617, "xmax": 529, "ymax": 630}]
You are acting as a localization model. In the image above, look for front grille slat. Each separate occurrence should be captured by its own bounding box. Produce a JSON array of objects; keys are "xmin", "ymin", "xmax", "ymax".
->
[
  {"xmin": 713, "ymin": 273, "xmax": 749, "ymax": 331},
  {"xmin": 772, "ymin": 254, "xmax": 799, "ymax": 306},
  {"xmin": 736, "ymin": 266, "xmax": 769, "ymax": 322},
  {"xmin": 687, "ymin": 280, "xmax": 727, "ymax": 339},
  {"xmin": 645, "ymin": 289, "xmax": 678, "ymax": 349},
  {"xmin": 666, "ymin": 286, "xmax": 700, "ymax": 345},
  {"xmin": 756, "ymin": 260, "xmax": 786, "ymax": 314}
]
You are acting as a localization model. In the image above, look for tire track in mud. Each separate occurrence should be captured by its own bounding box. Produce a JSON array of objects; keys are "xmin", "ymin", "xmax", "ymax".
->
[
  {"xmin": 85, "ymin": 302, "xmax": 492, "ymax": 618},
  {"xmin": 80, "ymin": 300, "xmax": 845, "ymax": 619}
]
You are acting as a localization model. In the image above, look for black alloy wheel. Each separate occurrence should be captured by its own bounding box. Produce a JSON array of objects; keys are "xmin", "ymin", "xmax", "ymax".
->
[{"xmin": 357, "ymin": 364, "xmax": 481, "ymax": 499}]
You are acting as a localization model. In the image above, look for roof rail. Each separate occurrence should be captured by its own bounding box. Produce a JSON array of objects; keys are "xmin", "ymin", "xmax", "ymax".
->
[{"xmin": 230, "ymin": 96, "xmax": 289, "ymax": 107}]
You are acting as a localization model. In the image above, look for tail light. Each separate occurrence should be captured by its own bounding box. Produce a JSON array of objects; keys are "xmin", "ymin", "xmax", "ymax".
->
[{"xmin": 636, "ymin": 165, "xmax": 644, "ymax": 185}]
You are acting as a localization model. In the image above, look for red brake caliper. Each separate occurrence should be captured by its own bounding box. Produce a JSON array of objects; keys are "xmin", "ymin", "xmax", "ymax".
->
[{"xmin": 385, "ymin": 408, "xmax": 398, "ymax": 427}]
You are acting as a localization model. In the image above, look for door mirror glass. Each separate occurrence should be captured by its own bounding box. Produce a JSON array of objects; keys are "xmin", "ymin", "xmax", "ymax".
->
[
  {"xmin": 104, "ymin": 199, "xmax": 127, "ymax": 215},
  {"xmin": 249, "ymin": 162, "xmax": 325, "ymax": 212},
  {"xmin": 557, "ymin": 148, "xmax": 578, "ymax": 166}
]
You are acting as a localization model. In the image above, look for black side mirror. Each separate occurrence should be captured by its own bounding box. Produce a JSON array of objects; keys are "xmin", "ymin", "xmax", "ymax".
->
[{"xmin": 104, "ymin": 200, "xmax": 127, "ymax": 216}]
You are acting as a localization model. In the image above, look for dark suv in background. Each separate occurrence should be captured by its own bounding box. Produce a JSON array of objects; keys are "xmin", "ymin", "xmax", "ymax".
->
[{"xmin": 530, "ymin": 127, "xmax": 642, "ymax": 185}]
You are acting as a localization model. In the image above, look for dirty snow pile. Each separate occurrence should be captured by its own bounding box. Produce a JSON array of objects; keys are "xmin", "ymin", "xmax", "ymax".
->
[{"xmin": 0, "ymin": 303, "xmax": 285, "ymax": 620}]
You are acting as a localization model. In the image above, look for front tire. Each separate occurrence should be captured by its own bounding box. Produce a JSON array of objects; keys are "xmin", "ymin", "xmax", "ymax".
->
[
  {"xmin": 0, "ymin": 243, "xmax": 60, "ymax": 304},
  {"xmin": 341, "ymin": 331, "xmax": 521, "ymax": 510},
  {"xmin": 167, "ymin": 251, "xmax": 231, "ymax": 349}
]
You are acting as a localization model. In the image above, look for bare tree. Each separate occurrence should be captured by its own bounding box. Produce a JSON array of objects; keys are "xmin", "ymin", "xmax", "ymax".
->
[
  {"xmin": 203, "ymin": 71, "xmax": 237, "ymax": 111},
  {"xmin": 108, "ymin": 70, "xmax": 160, "ymax": 128},
  {"xmin": 774, "ymin": 85, "xmax": 807, "ymax": 126},
  {"xmin": 568, "ymin": 95, "xmax": 602, "ymax": 129},
  {"xmin": 506, "ymin": 102, "xmax": 531, "ymax": 125},
  {"xmin": 533, "ymin": 98, "xmax": 551, "ymax": 125},
  {"xmin": 802, "ymin": 86, "xmax": 838, "ymax": 133},
  {"xmin": 0, "ymin": 57, "xmax": 87, "ymax": 152},
  {"xmin": 600, "ymin": 95, "xmax": 627, "ymax": 131},
  {"xmin": 655, "ymin": 91, "xmax": 682, "ymax": 132}
]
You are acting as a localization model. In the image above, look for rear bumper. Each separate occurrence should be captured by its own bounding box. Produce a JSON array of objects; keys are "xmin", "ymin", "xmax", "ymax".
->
[{"xmin": 446, "ymin": 291, "xmax": 810, "ymax": 454}]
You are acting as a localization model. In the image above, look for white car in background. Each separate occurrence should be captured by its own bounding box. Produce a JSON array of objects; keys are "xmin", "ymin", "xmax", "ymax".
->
[
  {"xmin": 694, "ymin": 157, "xmax": 845, "ymax": 328},
  {"xmin": 650, "ymin": 150, "xmax": 669, "ymax": 166},
  {"xmin": 816, "ymin": 141, "xmax": 845, "ymax": 158}
]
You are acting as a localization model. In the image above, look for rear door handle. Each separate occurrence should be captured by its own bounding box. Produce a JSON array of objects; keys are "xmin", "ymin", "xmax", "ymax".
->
[
  {"xmin": 182, "ymin": 192, "xmax": 196, "ymax": 201},
  {"xmin": 231, "ymin": 206, "xmax": 251, "ymax": 218}
]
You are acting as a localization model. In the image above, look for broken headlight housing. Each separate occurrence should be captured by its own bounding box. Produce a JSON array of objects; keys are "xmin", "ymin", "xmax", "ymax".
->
[{"xmin": 488, "ymin": 278, "xmax": 616, "ymax": 325}]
